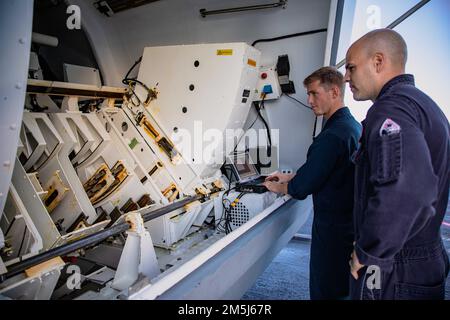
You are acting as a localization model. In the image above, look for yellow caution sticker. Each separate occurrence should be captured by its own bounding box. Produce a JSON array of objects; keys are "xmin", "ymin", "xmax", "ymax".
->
[
  {"xmin": 247, "ymin": 59, "xmax": 256, "ymax": 67},
  {"xmin": 217, "ymin": 49, "xmax": 233, "ymax": 56}
]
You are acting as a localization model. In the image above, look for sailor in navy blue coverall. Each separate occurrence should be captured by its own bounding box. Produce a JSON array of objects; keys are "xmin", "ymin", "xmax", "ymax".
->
[
  {"xmin": 345, "ymin": 29, "xmax": 450, "ymax": 300},
  {"xmin": 264, "ymin": 67, "xmax": 361, "ymax": 300}
]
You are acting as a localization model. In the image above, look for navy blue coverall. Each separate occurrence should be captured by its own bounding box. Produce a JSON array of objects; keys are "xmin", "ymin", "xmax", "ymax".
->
[
  {"xmin": 288, "ymin": 107, "xmax": 362, "ymax": 300},
  {"xmin": 351, "ymin": 74, "xmax": 450, "ymax": 300}
]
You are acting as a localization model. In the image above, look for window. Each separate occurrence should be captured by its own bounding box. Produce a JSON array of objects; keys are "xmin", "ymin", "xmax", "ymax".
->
[{"xmin": 334, "ymin": 0, "xmax": 450, "ymax": 122}]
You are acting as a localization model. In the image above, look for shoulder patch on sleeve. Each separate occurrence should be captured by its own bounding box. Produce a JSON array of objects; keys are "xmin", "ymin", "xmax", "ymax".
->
[{"xmin": 379, "ymin": 118, "xmax": 401, "ymax": 137}]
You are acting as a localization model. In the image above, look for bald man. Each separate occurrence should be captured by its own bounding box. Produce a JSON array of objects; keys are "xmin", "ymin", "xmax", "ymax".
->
[{"xmin": 345, "ymin": 29, "xmax": 450, "ymax": 300}]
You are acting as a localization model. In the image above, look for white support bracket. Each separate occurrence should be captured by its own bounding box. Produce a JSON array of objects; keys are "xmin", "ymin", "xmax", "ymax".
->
[
  {"xmin": 61, "ymin": 96, "xmax": 80, "ymax": 112},
  {"xmin": 111, "ymin": 212, "xmax": 159, "ymax": 291}
]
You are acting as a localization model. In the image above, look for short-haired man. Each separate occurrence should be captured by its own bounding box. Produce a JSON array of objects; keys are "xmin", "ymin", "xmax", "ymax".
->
[
  {"xmin": 345, "ymin": 29, "xmax": 450, "ymax": 300},
  {"xmin": 264, "ymin": 67, "xmax": 361, "ymax": 300}
]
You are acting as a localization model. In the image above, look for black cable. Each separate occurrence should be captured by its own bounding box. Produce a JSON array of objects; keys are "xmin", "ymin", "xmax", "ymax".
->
[
  {"xmin": 216, "ymin": 203, "xmax": 228, "ymax": 232},
  {"xmin": 253, "ymin": 100, "xmax": 272, "ymax": 157},
  {"xmin": 124, "ymin": 56, "xmax": 142, "ymax": 80},
  {"xmin": 219, "ymin": 158, "xmax": 240, "ymax": 234},
  {"xmin": 282, "ymin": 94, "xmax": 316, "ymax": 138},
  {"xmin": 246, "ymin": 114, "xmax": 259, "ymax": 131},
  {"xmin": 123, "ymin": 81, "xmax": 142, "ymax": 106},
  {"xmin": 17, "ymin": 226, "xmax": 27, "ymax": 258},
  {"xmin": 283, "ymin": 94, "xmax": 312, "ymax": 110},
  {"xmin": 252, "ymin": 28, "xmax": 327, "ymax": 46},
  {"xmin": 204, "ymin": 214, "xmax": 215, "ymax": 227},
  {"xmin": 4, "ymin": 217, "xmax": 17, "ymax": 237},
  {"xmin": 283, "ymin": 94, "xmax": 317, "ymax": 138},
  {"xmin": 236, "ymin": 192, "xmax": 247, "ymax": 201},
  {"xmin": 227, "ymin": 166, "xmax": 239, "ymax": 184},
  {"xmin": 224, "ymin": 193, "xmax": 234, "ymax": 234},
  {"xmin": 218, "ymin": 187, "xmax": 236, "ymax": 234},
  {"xmin": 225, "ymin": 191, "xmax": 248, "ymax": 234},
  {"xmin": 122, "ymin": 56, "xmax": 156, "ymax": 106},
  {"xmin": 231, "ymin": 113, "xmax": 259, "ymax": 155},
  {"xmin": 122, "ymin": 78, "xmax": 154, "ymax": 105},
  {"xmin": 220, "ymin": 198, "xmax": 231, "ymax": 233}
]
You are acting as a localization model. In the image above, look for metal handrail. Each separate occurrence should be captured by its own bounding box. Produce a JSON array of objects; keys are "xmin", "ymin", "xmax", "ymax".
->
[{"xmin": 200, "ymin": 0, "xmax": 287, "ymax": 18}]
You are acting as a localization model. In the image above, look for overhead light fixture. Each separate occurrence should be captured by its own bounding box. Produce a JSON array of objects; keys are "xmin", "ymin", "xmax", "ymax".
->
[{"xmin": 200, "ymin": 0, "xmax": 287, "ymax": 18}]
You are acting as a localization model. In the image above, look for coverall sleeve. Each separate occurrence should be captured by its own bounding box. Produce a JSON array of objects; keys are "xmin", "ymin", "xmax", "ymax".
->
[
  {"xmin": 355, "ymin": 97, "xmax": 439, "ymax": 270},
  {"xmin": 287, "ymin": 134, "xmax": 343, "ymax": 200}
]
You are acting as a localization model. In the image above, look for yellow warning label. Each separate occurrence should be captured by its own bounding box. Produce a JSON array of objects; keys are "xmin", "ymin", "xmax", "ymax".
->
[
  {"xmin": 217, "ymin": 49, "xmax": 233, "ymax": 56},
  {"xmin": 247, "ymin": 59, "xmax": 256, "ymax": 67}
]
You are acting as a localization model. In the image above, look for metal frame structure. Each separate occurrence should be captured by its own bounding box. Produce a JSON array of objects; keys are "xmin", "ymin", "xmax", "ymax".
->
[{"xmin": 0, "ymin": 1, "xmax": 34, "ymax": 214}]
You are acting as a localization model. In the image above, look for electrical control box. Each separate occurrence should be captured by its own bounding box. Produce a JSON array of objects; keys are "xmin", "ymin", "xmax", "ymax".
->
[{"xmin": 253, "ymin": 66, "xmax": 282, "ymax": 101}]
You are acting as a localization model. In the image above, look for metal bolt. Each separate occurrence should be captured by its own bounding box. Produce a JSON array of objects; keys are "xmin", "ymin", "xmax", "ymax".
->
[
  {"xmin": 3, "ymin": 161, "xmax": 11, "ymax": 167},
  {"xmin": 10, "ymin": 124, "xmax": 17, "ymax": 130},
  {"xmin": 15, "ymin": 83, "xmax": 22, "ymax": 90},
  {"xmin": 19, "ymin": 38, "xmax": 25, "ymax": 44}
]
